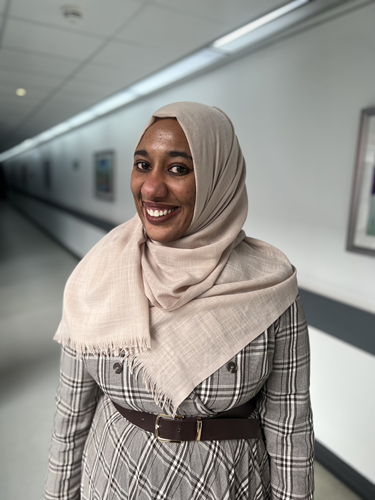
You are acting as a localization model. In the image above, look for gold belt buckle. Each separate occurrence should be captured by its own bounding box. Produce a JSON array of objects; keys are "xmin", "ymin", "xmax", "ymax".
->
[{"xmin": 155, "ymin": 414, "xmax": 203, "ymax": 443}]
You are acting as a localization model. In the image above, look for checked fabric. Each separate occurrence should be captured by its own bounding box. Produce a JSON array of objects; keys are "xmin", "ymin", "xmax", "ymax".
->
[{"xmin": 45, "ymin": 296, "xmax": 314, "ymax": 500}]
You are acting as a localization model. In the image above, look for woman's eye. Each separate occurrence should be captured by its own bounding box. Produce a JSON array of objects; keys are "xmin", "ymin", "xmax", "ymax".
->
[
  {"xmin": 135, "ymin": 161, "xmax": 150, "ymax": 171},
  {"xmin": 169, "ymin": 165, "xmax": 189, "ymax": 175}
]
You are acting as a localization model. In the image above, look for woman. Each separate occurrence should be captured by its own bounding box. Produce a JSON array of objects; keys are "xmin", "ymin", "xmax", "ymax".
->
[{"xmin": 45, "ymin": 102, "xmax": 314, "ymax": 500}]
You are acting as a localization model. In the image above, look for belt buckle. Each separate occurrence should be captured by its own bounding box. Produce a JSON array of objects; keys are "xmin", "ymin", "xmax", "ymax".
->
[
  {"xmin": 155, "ymin": 414, "xmax": 184, "ymax": 443},
  {"xmin": 155, "ymin": 414, "xmax": 203, "ymax": 443}
]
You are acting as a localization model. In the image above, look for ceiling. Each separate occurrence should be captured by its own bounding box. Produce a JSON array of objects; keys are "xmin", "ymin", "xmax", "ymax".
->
[{"xmin": 0, "ymin": 0, "xmax": 288, "ymax": 153}]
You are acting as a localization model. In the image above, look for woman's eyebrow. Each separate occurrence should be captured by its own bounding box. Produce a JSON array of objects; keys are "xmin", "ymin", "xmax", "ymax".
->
[
  {"xmin": 168, "ymin": 151, "xmax": 193, "ymax": 161},
  {"xmin": 134, "ymin": 149, "xmax": 148, "ymax": 157},
  {"xmin": 134, "ymin": 149, "xmax": 193, "ymax": 162}
]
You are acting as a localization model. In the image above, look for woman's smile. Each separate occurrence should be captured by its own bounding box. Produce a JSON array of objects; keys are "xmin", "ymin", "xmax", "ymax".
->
[
  {"xmin": 143, "ymin": 202, "xmax": 181, "ymax": 222},
  {"xmin": 131, "ymin": 118, "xmax": 196, "ymax": 243}
]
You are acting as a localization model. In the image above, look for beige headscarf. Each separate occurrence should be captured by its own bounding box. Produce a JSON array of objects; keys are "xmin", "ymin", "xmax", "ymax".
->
[{"xmin": 55, "ymin": 102, "xmax": 298, "ymax": 414}]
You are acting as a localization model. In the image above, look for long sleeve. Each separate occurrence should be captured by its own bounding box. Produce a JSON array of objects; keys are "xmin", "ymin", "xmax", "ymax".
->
[
  {"xmin": 258, "ymin": 295, "xmax": 314, "ymax": 500},
  {"xmin": 45, "ymin": 346, "xmax": 101, "ymax": 500}
]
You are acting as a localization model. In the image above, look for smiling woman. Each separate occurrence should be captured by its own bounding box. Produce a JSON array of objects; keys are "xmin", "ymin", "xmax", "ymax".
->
[
  {"xmin": 45, "ymin": 102, "xmax": 314, "ymax": 500},
  {"xmin": 131, "ymin": 118, "xmax": 196, "ymax": 243}
]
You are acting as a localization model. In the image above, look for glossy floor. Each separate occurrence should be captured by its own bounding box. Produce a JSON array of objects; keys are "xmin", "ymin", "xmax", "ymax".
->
[{"xmin": 0, "ymin": 202, "xmax": 361, "ymax": 500}]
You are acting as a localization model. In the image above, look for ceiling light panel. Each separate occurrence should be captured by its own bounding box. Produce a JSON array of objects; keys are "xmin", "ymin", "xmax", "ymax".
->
[
  {"xmin": 213, "ymin": 0, "xmax": 311, "ymax": 53},
  {"xmin": 130, "ymin": 48, "xmax": 225, "ymax": 95},
  {"xmin": 90, "ymin": 89, "xmax": 138, "ymax": 115},
  {"xmin": 154, "ymin": 0, "xmax": 284, "ymax": 27}
]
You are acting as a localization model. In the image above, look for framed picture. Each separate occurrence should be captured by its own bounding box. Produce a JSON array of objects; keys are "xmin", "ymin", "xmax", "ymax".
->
[
  {"xmin": 95, "ymin": 150, "xmax": 115, "ymax": 201},
  {"xmin": 347, "ymin": 108, "xmax": 375, "ymax": 256}
]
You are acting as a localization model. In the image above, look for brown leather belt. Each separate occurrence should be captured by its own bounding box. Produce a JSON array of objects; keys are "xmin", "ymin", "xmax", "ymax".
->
[{"xmin": 112, "ymin": 398, "xmax": 263, "ymax": 442}]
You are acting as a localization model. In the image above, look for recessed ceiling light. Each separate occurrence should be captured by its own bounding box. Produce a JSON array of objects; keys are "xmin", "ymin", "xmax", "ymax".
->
[
  {"xmin": 16, "ymin": 88, "xmax": 26, "ymax": 96},
  {"xmin": 61, "ymin": 5, "xmax": 83, "ymax": 24}
]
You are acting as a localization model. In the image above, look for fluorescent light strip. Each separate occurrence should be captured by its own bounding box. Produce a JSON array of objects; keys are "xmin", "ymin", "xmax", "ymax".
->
[
  {"xmin": 130, "ymin": 48, "xmax": 224, "ymax": 95},
  {"xmin": 213, "ymin": 0, "xmax": 310, "ymax": 51},
  {"xmin": 0, "ymin": 0, "xmax": 312, "ymax": 162},
  {"xmin": 90, "ymin": 89, "xmax": 138, "ymax": 117}
]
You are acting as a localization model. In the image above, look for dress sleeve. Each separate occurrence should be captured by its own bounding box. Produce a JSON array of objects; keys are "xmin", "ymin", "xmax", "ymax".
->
[
  {"xmin": 44, "ymin": 345, "xmax": 101, "ymax": 500},
  {"xmin": 257, "ymin": 295, "xmax": 314, "ymax": 500}
]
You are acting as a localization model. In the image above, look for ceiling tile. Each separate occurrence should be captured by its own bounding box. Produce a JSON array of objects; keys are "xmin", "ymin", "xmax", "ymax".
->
[
  {"xmin": 3, "ymin": 18, "xmax": 105, "ymax": 60},
  {"xmin": 53, "ymin": 81, "xmax": 114, "ymax": 105},
  {"xmin": 0, "ymin": 67, "xmax": 61, "ymax": 93},
  {"xmin": 15, "ymin": 99, "xmax": 90, "ymax": 137},
  {"xmin": 0, "ymin": 120, "xmax": 28, "ymax": 140},
  {"xmin": 91, "ymin": 40, "xmax": 180, "ymax": 75},
  {"xmin": 0, "ymin": 48, "xmax": 80, "ymax": 78},
  {"xmin": 9, "ymin": 0, "xmax": 145, "ymax": 38},
  {"xmin": 0, "ymin": 99, "xmax": 37, "ymax": 137},
  {"xmin": 0, "ymin": 98, "xmax": 36, "ymax": 118},
  {"xmin": 153, "ymin": 0, "xmax": 286, "ymax": 27},
  {"xmin": 72, "ymin": 64, "xmax": 134, "ymax": 95},
  {"xmin": 115, "ymin": 4, "xmax": 226, "ymax": 52},
  {"xmin": 0, "ymin": 83, "xmax": 47, "ymax": 107},
  {"xmin": 73, "ymin": 62, "xmax": 133, "ymax": 86}
]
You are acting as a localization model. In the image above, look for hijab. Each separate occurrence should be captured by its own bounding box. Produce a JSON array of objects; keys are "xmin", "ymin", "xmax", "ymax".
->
[{"xmin": 55, "ymin": 102, "xmax": 298, "ymax": 414}]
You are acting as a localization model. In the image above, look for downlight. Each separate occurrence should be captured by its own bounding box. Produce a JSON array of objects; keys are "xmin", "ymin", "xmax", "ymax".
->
[{"xmin": 61, "ymin": 5, "xmax": 83, "ymax": 24}]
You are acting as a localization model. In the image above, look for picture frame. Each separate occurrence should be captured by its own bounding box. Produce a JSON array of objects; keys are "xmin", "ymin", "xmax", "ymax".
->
[
  {"xmin": 347, "ymin": 108, "xmax": 375, "ymax": 256},
  {"xmin": 94, "ymin": 150, "xmax": 115, "ymax": 201}
]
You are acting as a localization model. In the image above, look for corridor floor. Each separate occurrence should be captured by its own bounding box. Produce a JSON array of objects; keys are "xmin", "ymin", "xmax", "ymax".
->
[{"xmin": 0, "ymin": 202, "xmax": 361, "ymax": 500}]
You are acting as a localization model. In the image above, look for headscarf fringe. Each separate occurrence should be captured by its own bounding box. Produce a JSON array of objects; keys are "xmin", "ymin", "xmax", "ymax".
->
[
  {"xmin": 54, "ymin": 332, "xmax": 150, "ymax": 358},
  {"xmin": 55, "ymin": 332, "xmax": 177, "ymax": 414},
  {"xmin": 124, "ymin": 354, "xmax": 177, "ymax": 415}
]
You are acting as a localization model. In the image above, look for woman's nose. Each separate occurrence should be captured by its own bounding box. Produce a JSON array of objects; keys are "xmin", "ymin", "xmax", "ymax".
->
[{"xmin": 141, "ymin": 171, "xmax": 168, "ymax": 199}]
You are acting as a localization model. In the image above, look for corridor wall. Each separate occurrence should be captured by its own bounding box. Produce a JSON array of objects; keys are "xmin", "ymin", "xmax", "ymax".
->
[{"xmin": 3, "ymin": 2, "xmax": 375, "ymax": 495}]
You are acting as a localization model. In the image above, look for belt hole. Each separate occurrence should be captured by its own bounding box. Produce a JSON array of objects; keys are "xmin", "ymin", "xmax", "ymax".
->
[
  {"xmin": 177, "ymin": 429, "xmax": 180, "ymax": 432},
  {"xmin": 141, "ymin": 418, "xmax": 144, "ymax": 421}
]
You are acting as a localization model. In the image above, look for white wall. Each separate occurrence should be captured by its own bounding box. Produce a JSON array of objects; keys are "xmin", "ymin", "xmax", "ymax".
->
[
  {"xmin": 310, "ymin": 326, "xmax": 375, "ymax": 483},
  {"xmin": 4, "ymin": 1, "xmax": 375, "ymax": 483}
]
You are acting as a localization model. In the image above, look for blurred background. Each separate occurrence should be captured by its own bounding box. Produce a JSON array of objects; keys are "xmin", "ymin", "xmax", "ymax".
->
[{"xmin": 0, "ymin": 0, "xmax": 374, "ymax": 499}]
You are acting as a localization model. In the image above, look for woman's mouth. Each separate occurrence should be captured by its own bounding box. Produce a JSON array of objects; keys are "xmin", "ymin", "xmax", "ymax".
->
[
  {"xmin": 143, "ymin": 203, "xmax": 181, "ymax": 223},
  {"xmin": 146, "ymin": 207, "xmax": 178, "ymax": 218}
]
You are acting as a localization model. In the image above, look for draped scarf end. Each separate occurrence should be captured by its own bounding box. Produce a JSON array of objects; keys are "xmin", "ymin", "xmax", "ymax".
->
[
  {"xmin": 53, "ymin": 331, "xmax": 151, "ymax": 358},
  {"xmin": 126, "ymin": 354, "xmax": 177, "ymax": 415}
]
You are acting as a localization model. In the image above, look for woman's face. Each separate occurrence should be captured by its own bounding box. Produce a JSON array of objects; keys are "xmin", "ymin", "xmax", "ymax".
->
[{"xmin": 131, "ymin": 118, "xmax": 196, "ymax": 243}]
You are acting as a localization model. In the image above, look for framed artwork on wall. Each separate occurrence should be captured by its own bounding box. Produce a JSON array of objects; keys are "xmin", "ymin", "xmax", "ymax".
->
[
  {"xmin": 94, "ymin": 150, "xmax": 115, "ymax": 201},
  {"xmin": 347, "ymin": 107, "xmax": 375, "ymax": 256}
]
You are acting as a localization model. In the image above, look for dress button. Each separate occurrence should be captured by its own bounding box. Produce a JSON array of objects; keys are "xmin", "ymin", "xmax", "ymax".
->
[
  {"xmin": 226, "ymin": 361, "xmax": 237, "ymax": 373},
  {"xmin": 113, "ymin": 362, "xmax": 123, "ymax": 374}
]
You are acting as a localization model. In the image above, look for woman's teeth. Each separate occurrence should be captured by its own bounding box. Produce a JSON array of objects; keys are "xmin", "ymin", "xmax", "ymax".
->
[{"xmin": 146, "ymin": 207, "xmax": 177, "ymax": 218}]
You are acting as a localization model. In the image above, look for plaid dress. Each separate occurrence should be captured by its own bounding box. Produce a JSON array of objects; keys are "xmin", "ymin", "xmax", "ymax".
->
[{"xmin": 45, "ymin": 296, "xmax": 314, "ymax": 500}]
